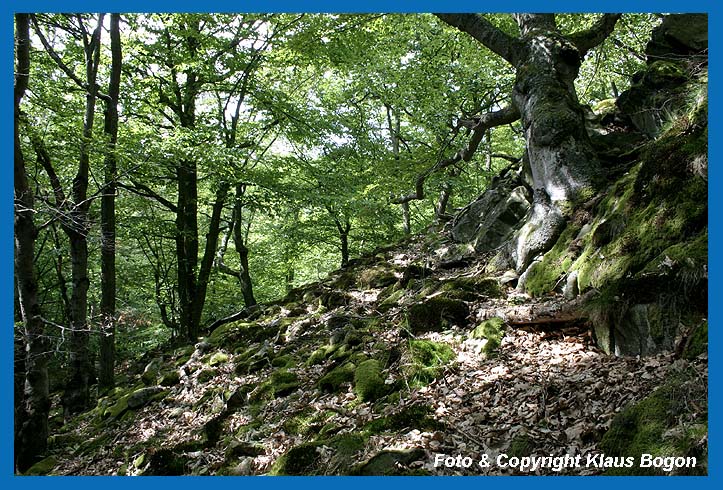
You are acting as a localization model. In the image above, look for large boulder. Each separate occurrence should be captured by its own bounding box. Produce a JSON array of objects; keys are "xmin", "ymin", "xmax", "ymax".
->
[{"xmin": 645, "ymin": 14, "xmax": 708, "ymax": 61}]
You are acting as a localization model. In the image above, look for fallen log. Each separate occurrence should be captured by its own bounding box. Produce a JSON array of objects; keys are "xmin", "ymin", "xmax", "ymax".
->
[{"xmin": 477, "ymin": 291, "xmax": 596, "ymax": 326}]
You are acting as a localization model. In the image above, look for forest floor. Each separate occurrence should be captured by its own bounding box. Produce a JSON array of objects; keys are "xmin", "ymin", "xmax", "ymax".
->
[{"xmin": 43, "ymin": 233, "xmax": 708, "ymax": 476}]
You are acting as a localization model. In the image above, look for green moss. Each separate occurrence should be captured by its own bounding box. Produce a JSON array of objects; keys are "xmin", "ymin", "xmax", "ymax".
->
[
  {"xmin": 269, "ymin": 442, "xmax": 323, "ymax": 475},
  {"xmin": 471, "ymin": 317, "xmax": 507, "ymax": 354},
  {"xmin": 524, "ymin": 223, "xmax": 580, "ymax": 296},
  {"xmin": 406, "ymin": 297, "xmax": 469, "ymax": 335},
  {"xmin": 600, "ymin": 368, "xmax": 707, "ymax": 475},
  {"xmin": 267, "ymin": 369, "xmax": 300, "ymax": 398},
  {"xmin": 271, "ymin": 354, "xmax": 295, "ymax": 368},
  {"xmin": 378, "ymin": 288, "xmax": 406, "ymax": 311},
  {"xmin": 364, "ymin": 404, "xmax": 442, "ymax": 434},
  {"xmin": 24, "ymin": 456, "xmax": 57, "ymax": 475},
  {"xmin": 159, "ymin": 370, "xmax": 180, "ymax": 387},
  {"xmin": 197, "ymin": 368, "xmax": 217, "ymax": 383},
  {"xmin": 405, "ymin": 339, "xmax": 455, "ymax": 386},
  {"xmin": 318, "ymin": 362, "xmax": 356, "ymax": 393},
  {"xmin": 208, "ymin": 351, "xmax": 229, "ymax": 366},
  {"xmin": 283, "ymin": 409, "xmax": 316, "ymax": 436},
  {"xmin": 683, "ymin": 321, "xmax": 708, "ymax": 360},
  {"xmin": 358, "ymin": 266, "xmax": 398, "ymax": 290},
  {"xmin": 354, "ymin": 359, "xmax": 387, "ymax": 402},
  {"xmin": 351, "ymin": 448, "xmax": 426, "ymax": 476},
  {"xmin": 305, "ymin": 344, "xmax": 336, "ymax": 366},
  {"xmin": 104, "ymin": 394, "xmax": 130, "ymax": 420}
]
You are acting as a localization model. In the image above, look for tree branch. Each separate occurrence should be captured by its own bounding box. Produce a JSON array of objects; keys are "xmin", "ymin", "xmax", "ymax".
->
[
  {"xmin": 567, "ymin": 14, "xmax": 622, "ymax": 57},
  {"xmin": 392, "ymin": 104, "xmax": 521, "ymax": 204},
  {"xmin": 118, "ymin": 180, "xmax": 178, "ymax": 213},
  {"xmin": 435, "ymin": 14, "xmax": 523, "ymax": 65}
]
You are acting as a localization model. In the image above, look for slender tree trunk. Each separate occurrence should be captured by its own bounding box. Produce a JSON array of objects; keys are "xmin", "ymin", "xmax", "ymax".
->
[
  {"xmin": 401, "ymin": 201, "xmax": 411, "ymax": 234},
  {"xmin": 233, "ymin": 184, "xmax": 256, "ymax": 307},
  {"xmin": 436, "ymin": 181, "xmax": 452, "ymax": 220},
  {"xmin": 14, "ymin": 13, "xmax": 50, "ymax": 472},
  {"xmin": 191, "ymin": 182, "xmax": 229, "ymax": 332},
  {"xmin": 99, "ymin": 13, "xmax": 121, "ymax": 392},
  {"xmin": 63, "ymin": 14, "xmax": 104, "ymax": 415}
]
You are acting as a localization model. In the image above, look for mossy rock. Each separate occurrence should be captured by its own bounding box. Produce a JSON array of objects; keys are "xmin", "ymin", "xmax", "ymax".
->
[
  {"xmin": 253, "ymin": 370, "xmax": 299, "ymax": 401},
  {"xmin": 354, "ymin": 359, "xmax": 387, "ymax": 402},
  {"xmin": 320, "ymin": 291, "xmax": 350, "ymax": 308},
  {"xmin": 207, "ymin": 321, "xmax": 277, "ymax": 349},
  {"xmin": 471, "ymin": 317, "xmax": 507, "ymax": 354},
  {"xmin": 24, "ymin": 456, "xmax": 57, "ymax": 475},
  {"xmin": 142, "ymin": 448, "xmax": 188, "ymax": 475},
  {"xmin": 364, "ymin": 404, "xmax": 443, "ymax": 434},
  {"xmin": 599, "ymin": 368, "xmax": 707, "ymax": 475},
  {"xmin": 197, "ymin": 368, "xmax": 217, "ymax": 383},
  {"xmin": 406, "ymin": 339, "xmax": 455, "ymax": 386},
  {"xmin": 683, "ymin": 321, "xmax": 708, "ymax": 360},
  {"xmin": 141, "ymin": 358, "xmax": 163, "ymax": 386},
  {"xmin": 357, "ymin": 266, "xmax": 398, "ymax": 290},
  {"xmin": 269, "ymin": 442, "xmax": 323, "ymax": 475},
  {"xmin": 351, "ymin": 448, "xmax": 426, "ymax": 475},
  {"xmin": 104, "ymin": 394, "xmax": 130, "ymax": 420},
  {"xmin": 405, "ymin": 297, "xmax": 469, "ymax": 335},
  {"xmin": 208, "ymin": 351, "xmax": 229, "ymax": 366},
  {"xmin": 306, "ymin": 344, "xmax": 337, "ymax": 366},
  {"xmin": 378, "ymin": 288, "xmax": 406, "ymax": 312},
  {"xmin": 271, "ymin": 354, "xmax": 295, "ymax": 368},
  {"xmin": 318, "ymin": 362, "xmax": 356, "ymax": 393},
  {"xmin": 159, "ymin": 370, "xmax": 180, "ymax": 387}
]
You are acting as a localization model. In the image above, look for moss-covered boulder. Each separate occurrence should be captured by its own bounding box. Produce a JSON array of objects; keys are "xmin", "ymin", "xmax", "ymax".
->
[
  {"xmin": 269, "ymin": 442, "xmax": 323, "ymax": 475},
  {"xmin": 682, "ymin": 321, "xmax": 707, "ymax": 360},
  {"xmin": 599, "ymin": 367, "xmax": 707, "ymax": 475},
  {"xmin": 471, "ymin": 317, "xmax": 507, "ymax": 355},
  {"xmin": 357, "ymin": 265, "xmax": 398, "ymax": 290},
  {"xmin": 406, "ymin": 297, "xmax": 469, "ymax": 335},
  {"xmin": 23, "ymin": 456, "xmax": 57, "ymax": 475},
  {"xmin": 252, "ymin": 369, "xmax": 300, "ymax": 401},
  {"xmin": 318, "ymin": 362, "xmax": 356, "ymax": 393},
  {"xmin": 208, "ymin": 351, "xmax": 229, "ymax": 366},
  {"xmin": 141, "ymin": 358, "xmax": 163, "ymax": 386},
  {"xmin": 354, "ymin": 359, "xmax": 387, "ymax": 402},
  {"xmin": 159, "ymin": 370, "xmax": 180, "ymax": 387},
  {"xmin": 142, "ymin": 448, "xmax": 188, "ymax": 475},
  {"xmin": 364, "ymin": 404, "xmax": 443, "ymax": 434},
  {"xmin": 405, "ymin": 339, "xmax": 455, "ymax": 386},
  {"xmin": 351, "ymin": 448, "xmax": 426, "ymax": 475}
]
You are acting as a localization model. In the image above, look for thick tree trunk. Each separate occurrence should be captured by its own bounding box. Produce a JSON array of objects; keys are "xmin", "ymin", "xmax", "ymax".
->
[
  {"xmin": 99, "ymin": 13, "xmax": 121, "ymax": 392},
  {"xmin": 437, "ymin": 13, "xmax": 620, "ymax": 275},
  {"xmin": 14, "ymin": 13, "xmax": 50, "ymax": 472},
  {"xmin": 176, "ymin": 159, "xmax": 200, "ymax": 341}
]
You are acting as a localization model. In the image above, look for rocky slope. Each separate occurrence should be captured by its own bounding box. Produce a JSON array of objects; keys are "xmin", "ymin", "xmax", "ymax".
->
[{"xmin": 24, "ymin": 15, "xmax": 708, "ymax": 477}]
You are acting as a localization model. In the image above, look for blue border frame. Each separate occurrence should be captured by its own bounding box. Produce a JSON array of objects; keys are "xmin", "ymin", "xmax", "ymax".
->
[{"xmin": 3, "ymin": 1, "xmax": 718, "ymax": 488}]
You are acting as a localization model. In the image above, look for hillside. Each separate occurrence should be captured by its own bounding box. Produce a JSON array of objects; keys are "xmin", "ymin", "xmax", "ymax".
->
[{"xmin": 16, "ymin": 14, "xmax": 708, "ymax": 477}]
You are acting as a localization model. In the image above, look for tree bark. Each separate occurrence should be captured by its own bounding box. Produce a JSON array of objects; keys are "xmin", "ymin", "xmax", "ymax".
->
[
  {"xmin": 437, "ymin": 13, "xmax": 621, "ymax": 273},
  {"xmin": 233, "ymin": 184, "xmax": 257, "ymax": 307},
  {"xmin": 14, "ymin": 13, "xmax": 51, "ymax": 472},
  {"xmin": 99, "ymin": 13, "xmax": 121, "ymax": 393},
  {"xmin": 63, "ymin": 14, "xmax": 104, "ymax": 415}
]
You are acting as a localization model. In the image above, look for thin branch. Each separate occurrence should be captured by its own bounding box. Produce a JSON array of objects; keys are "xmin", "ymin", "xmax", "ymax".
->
[{"xmin": 393, "ymin": 104, "xmax": 521, "ymax": 204}]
